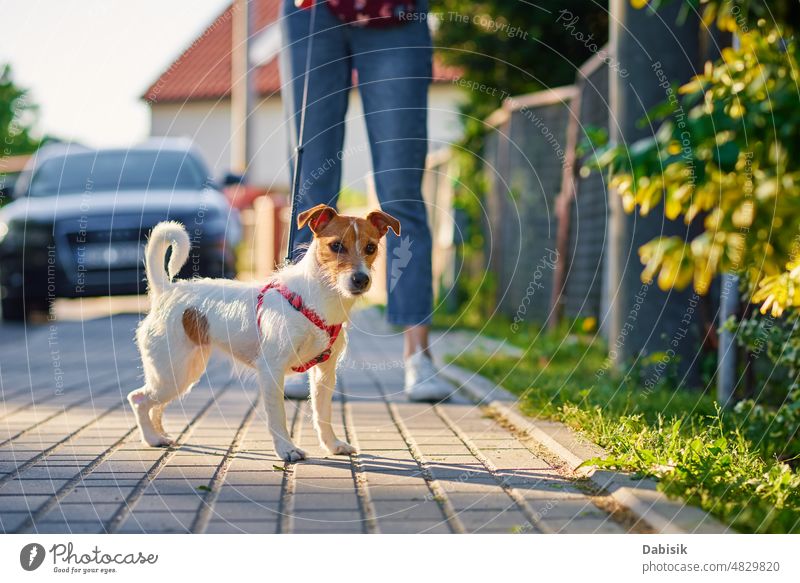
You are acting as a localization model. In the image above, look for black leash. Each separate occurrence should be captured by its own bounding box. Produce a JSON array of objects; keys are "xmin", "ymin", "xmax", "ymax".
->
[{"xmin": 285, "ymin": 0, "xmax": 318, "ymax": 263}]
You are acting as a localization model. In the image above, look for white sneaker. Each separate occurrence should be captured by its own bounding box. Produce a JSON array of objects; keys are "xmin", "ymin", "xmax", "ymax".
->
[
  {"xmin": 404, "ymin": 352, "xmax": 454, "ymax": 402},
  {"xmin": 284, "ymin": 373, "xmax": 310, "ymax": 400}
]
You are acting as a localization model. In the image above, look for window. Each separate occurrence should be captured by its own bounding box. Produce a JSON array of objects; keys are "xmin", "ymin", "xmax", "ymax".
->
[{"xmin": 28, "ymin": 150, "xmax": 206, "ymax": 196}]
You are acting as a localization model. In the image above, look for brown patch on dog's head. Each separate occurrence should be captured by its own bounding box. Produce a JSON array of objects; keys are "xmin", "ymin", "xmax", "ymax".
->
[
  {"xmin": 182, "ymin": 308, "xmax": 210, "ymax": 345},
  {"xmin": 297, "ymin": 204, "xmax": 338, "ymax": 234},
  {"xmin": 365, "ymin": 210, "xmax": 401, "ymax": 238},
  {"xmin": 297, "ymin": 204, "xmax": 401, "ymax": 297}
]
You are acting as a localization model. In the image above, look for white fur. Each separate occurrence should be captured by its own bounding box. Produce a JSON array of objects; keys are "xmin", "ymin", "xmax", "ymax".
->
[
  {"xmin": 128, "ymin": 222, "xmax": 364, "ymax": 462},
  {"xmin": 144, "ymin": 221, "xmax": 191, "ymax": 298}
]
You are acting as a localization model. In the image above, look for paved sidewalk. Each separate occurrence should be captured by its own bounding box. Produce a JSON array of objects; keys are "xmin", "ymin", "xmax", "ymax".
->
[{"xmin": 0, "ymin": 311, "xmax": 634, "ymax": 534}]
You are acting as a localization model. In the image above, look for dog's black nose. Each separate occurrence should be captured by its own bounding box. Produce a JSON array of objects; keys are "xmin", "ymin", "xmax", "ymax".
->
[{"xmin": 350, "ymin": 272, "xmax": 370, "ymax": 290}]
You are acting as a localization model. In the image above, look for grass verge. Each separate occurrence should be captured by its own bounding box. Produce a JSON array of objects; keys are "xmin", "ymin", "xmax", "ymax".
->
[{"xmin": 444, "ymin": 318, "xmax": 800, "ymax": 533}]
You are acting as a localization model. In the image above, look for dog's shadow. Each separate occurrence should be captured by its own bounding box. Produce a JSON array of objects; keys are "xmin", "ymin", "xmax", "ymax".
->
[{"xmin": 177, "ymin": 443, "xmax": 567, "ymax": 494}]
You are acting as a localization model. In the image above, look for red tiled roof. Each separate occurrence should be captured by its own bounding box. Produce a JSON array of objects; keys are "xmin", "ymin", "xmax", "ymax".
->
[{"xmin": 143, "ymin": 0, "xmax": 461, "ymax": 104}]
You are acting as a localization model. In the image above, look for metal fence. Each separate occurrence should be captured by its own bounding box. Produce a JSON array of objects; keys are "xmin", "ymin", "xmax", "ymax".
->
[
  {"xmin": 561, "ymin": 53, "xmax": 610, "ymax": 322},
  {"xmin": 479, "ymin": 51, "xmax": 612, "ymax": 328},
  {"xmin": 483, "ymin": 86, "xmax": 576, "ymax": 325}
]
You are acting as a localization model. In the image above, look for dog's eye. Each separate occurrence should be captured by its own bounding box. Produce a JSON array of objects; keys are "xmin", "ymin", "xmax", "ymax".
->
[
  {"xmin": 329, "ymin": 241, "xmax": 346, "ymax": 253},
  {"xmin": 364, "ymin": 243, "xmax": 377, "ymax": 255}
]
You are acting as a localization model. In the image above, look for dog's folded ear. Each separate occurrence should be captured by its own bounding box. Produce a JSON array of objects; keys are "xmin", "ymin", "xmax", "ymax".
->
[
  {"xmin": 297, "ymin": 204, "xmax": 338, "ymax": 234},
  {"xmin": 366, "ymin": 210, "xmax": 401, "ymax": 237}
]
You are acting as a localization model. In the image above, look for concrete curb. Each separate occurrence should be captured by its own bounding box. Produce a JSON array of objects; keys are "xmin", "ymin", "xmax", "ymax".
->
[{"xmin": 440, "ymin": 362, "xmax": 731, "ymax": 534}]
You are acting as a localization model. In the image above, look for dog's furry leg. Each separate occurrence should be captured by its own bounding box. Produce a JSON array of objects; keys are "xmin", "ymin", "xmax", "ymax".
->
[
  {"xmin": 257, "ymin": 361, "xmax": 306, "ymax": 462},
  {"xmin": 310, "ymin": 357, "xmax": 355, "ymax": 455},
  {"xmin": 128, "ymin": 388, "xmax": 174, "ymax": 447},
  {"xmin": 149, "ymin": 403, "xmax": 171, "ymax": 441}
]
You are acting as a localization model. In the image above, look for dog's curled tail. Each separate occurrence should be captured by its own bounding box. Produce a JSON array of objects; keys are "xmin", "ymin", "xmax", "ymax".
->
[{"xmin": 145, "ymin": 221, "xmax": 190, "ymax": 300}]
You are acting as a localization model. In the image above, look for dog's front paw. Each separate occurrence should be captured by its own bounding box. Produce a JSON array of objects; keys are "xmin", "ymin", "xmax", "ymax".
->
[
  {"xmin": 143, "ymin": 433, "xmax": 175, "ymax": 448},
  {"xmin": 276, "ymin": 444, "xmax": 307, "ymax": 462},
  {"xmin": 328, "ymin": 440, "xmax": 356, "ymax": 456}
]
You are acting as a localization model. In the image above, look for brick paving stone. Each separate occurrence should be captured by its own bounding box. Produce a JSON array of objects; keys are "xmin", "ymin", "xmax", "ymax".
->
[
  {"xmin": 45, "ymin": 503, "xmax": 121, "ymax": 522},
  {"xmin": 115, "ymin": 511, "xmax": 196, "ymax": 533},
  {"xmin": 372, "ymin": 500, "xmax": 448, "ymax": 523},
  {"xmin": 457, "ymin": 508, "xmax": 531, "ymax": 532},
  {"xmin": 0, "ymin": 480, "xmax": 67, "ymax": 496},
  {"xmin": 0, "ymin": 312, "xmax": 632, "ymax": 533},
  {"xmin": 135, "ymin": 494, "xmax": 208, "ymax": 512},
  {"xmin": 293, "ymin": 492, "xmax": 361, "ymax": 510},
  {"xmin": 1, "ymin": 511, "xmax": 31, "ymax": 532},
  {"xmin": 546, "ymin": 517, "xmax": 626, "ymax": 534},
  {"xmin": 35, "ymin": 520, "xmax": 106, "ymax": 534},
  {"xmin": 205, "ymin": 519, "xmax": 277, "ymax": 533},
  {"xmin": 216, "ymin": 486, "xmax": 283, "ymax": 503},
  {"xmin": 211, "ymin": 502, "xmax": 283, "ymax": 522},
  {"xmin": 447, "ymin": 492, "xmax": 519, "ymax": 510},
  {"xmin": 293, "ymin": 523, "xmax": 363, "ymax": 534},
  {"xmin": 368, "ymin": 484, "xmax": 431, "ymax": 500},
  {"xmin": 534, "ymin": 498, "xmax": 610, "ymax": 519},
  {"xmin": 59, "ymin": 489, "xmax": 128, "ymax": 504},
  {"xmin": 379, "ymin": 520, "xmax": 452, "ymax": 534}
]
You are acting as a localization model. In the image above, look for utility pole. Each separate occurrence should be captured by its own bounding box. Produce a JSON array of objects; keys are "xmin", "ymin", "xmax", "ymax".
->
[
  {"xmin": 716, "ymin": 32, "xmax": 739, "ymax": 406},
  {"xmin": 231, "ymin": 0, "xmax": 254, "ymax": 179},
  {"xmin": 607, "ymin": 0, "xmax": 702, "ymax": 382}
]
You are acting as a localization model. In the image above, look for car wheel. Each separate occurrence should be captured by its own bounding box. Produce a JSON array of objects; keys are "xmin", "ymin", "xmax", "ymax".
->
[
  {"xmin": 1, "ymin": 295, "xmax": 48, "ymax": 322},
  {"xmin": 1, "ymin": 296, "xmax": 27, "ymax": 322}
]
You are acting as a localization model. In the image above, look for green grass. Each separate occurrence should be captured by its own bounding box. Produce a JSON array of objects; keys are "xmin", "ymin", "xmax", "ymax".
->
[{"xmin": 445, "ymin": 317, "xmax": 800, "ymax": 533}]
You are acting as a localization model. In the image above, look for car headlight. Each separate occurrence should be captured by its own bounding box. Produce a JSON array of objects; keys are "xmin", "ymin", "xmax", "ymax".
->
[{"xmin": 1, "ymin": 221, "xmax": 52, "ymax": 248}]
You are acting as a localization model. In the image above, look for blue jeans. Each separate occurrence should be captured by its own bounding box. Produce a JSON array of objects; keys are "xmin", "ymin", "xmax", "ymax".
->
[{"xmin": 279, "ymin": 0, "xmax": 433, "ymax": 326}]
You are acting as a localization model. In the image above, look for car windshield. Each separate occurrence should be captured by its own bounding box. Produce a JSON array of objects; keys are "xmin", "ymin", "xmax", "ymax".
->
[{"xmin": 27, "ymin": 150, "xmax": 207, "ymax": 196}]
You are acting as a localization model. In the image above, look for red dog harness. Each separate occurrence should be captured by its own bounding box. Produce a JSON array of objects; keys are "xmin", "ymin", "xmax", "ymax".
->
[{"xmin": 256, "ymin": 282, "xmax": 343, "ymax": 373}]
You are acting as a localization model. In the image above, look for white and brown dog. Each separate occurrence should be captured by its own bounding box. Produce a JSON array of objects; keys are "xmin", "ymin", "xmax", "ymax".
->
[{"xmin": 128, "ymin": 204, "xmax": 400, "ymax": 462}]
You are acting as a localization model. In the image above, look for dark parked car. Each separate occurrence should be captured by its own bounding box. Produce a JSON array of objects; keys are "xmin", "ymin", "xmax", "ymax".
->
[
  {"xmin": 0, "ymin": 141, "xmax": 240, "ymax": 321},
  {"xmin": 0, "ymin": 153, "xmax": 31, "ymax": 207}
]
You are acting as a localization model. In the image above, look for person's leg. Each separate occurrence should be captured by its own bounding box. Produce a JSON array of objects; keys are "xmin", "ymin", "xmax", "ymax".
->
[
  {"xmin": 279, "ymin": 0, "xmax": 350, "ymax": 398},
  {"xmin": 404, "ymin": 324, "xmax": 430, "ymax": 359},
  {"xmin": 350, "ymin": 8, "xmax": 452, "ymax": 401},
  {"xmin": 279, "ymin": 0, "xmax": 351, "ymax": 256},
  {"xmin": 350, "ymin": 12, "xmax": 433, "ymax": 328}
]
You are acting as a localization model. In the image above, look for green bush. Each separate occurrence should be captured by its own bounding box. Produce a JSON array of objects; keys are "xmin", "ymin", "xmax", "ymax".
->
[
  {"xmin": 590, "ymin": 2, "xmax": 800, "ymax": 315},
  {"xmin": 722, "ymin": 311, "xmax": 800, "ymax": 460}
]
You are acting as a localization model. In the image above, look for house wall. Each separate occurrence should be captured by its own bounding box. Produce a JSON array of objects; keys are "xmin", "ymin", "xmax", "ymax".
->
[
  {"xmin": 149, "ymin": 98, "xmax": 287, "ymax": 189},
  {"xmin": 148, "ymin": 84, "xmax": 465, "ymax": 194}
]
